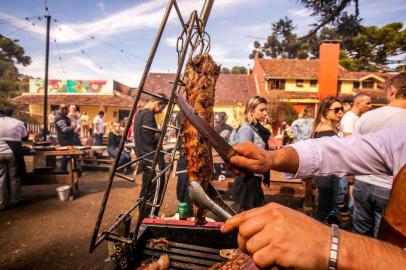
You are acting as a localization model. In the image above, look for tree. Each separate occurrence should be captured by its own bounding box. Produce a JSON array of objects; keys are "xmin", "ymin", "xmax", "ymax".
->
[
  {"xmin": 250, "ymin": 17, "xmax": 309, "ymax": 60},
  {"xmin": 250, "ymin": 17, "xmax": 406, "ymax": 72},
  {"xmin": 221, "ymin": 67, "xmax": 231, "ymax": 74},
  {"xmin": 297, "ymin": 0, "xmax": 359, "ymax": 38},
  {"xmin": 0, "ymin": 34, "xmax": 31, "ymax": 106}
]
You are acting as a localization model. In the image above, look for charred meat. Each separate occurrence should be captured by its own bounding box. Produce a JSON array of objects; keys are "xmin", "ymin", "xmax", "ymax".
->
[
  {"xmin": 137, "ymin": 254, "xmax": 170, "ymax": 270},
  {"xmin": 208, "ymin": 250, "xmax": 258, "ymax": 270},
  {"xmin": 145, "ymin": 237, "xmax": 170, "ymax": 250},
  {"xmin": 182, "ymin": 54, "xmax": 220, "ymax": 225}
]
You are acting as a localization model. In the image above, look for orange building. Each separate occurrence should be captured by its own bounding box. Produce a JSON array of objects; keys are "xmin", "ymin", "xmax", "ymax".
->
[{"xmin": 251, "ymin": 41, "xmax": 394, "ymax": 113}]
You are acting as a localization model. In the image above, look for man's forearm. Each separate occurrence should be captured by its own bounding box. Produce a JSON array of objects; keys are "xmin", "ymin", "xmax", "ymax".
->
[
  {"xmin": 267, "ymin": 146, "xmax": 299, "ymax": 174},
  {"xmin": 339, "ymin": 230, "xmax": 406, "ymax": 270}
]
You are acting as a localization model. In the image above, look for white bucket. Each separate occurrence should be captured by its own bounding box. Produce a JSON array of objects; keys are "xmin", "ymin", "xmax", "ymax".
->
[{"xmin": 56, "ymin": 185, "xmax": 71, "ymax": 201}]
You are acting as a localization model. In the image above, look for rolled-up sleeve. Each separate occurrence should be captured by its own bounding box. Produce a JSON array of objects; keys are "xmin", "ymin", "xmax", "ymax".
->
[{"xmin": 285, "ymin": 125, "xmax": 406, "ymax": 178}]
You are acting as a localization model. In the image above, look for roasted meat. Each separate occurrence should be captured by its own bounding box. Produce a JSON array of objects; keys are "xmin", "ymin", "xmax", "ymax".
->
[
  {"xmin": 137, "ymin": 254, "xmax": 170, "ymax": 270},
  {"xmin": 145, "ymin": 237, "xmax": 170, "ymax": 249},
  {"xmin": 208, "ymin": 250, "xmax": 259, "ymax": 270},
  {"xmin": 182, "ymin": 54, "xmax": 220, "ymax": 225}
]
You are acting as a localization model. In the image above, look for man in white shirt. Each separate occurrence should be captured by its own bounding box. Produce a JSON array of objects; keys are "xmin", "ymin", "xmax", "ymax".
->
[
  {"xmin": 93, "ymin": 111, "xmax": 105, "ymax": 146},
  {"xmin": 0, "ymin": 107, "xmax": 28, "ymax": 210},
  {"xmin": 338, "ymin": 93, "xmax": 372, "ymax": 215},
  {"xmin": 340, "ymin": 93, "xmax": 372, "ymax": 137},
  {"xmin": 352, "ymin": 72, "xmax": 406, "ymax": 237},
  {"xmin": 222, "ymin": 124, "xmax": 406, "ymax": 270}
]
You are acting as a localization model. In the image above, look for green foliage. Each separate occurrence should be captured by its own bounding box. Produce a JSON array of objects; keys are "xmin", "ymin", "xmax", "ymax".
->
[
  {"xmin": 221, "ymin": 67, "xmax": 231, "ymax": 74},
  {"xmin": 0, "ymin": 34, "xmax": 31, "ymax": 106},
  {"xmin": 231, "ymin": 66, "xmax": 247, "ymax": 74},
  {"xmin": 297, "ymin": 0, "xmax": 359, "ymax": 38}
]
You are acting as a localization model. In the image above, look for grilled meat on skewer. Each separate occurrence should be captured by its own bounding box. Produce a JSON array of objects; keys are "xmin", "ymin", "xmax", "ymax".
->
[{"xmin": 182, "ymin": 54, "xmax": 220, "ymax": 225}]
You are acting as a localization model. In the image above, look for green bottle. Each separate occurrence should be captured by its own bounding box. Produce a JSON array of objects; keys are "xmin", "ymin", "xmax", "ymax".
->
[{"xmin": 178, "ymin": 202, "xmax": 188, "ymax": 220}]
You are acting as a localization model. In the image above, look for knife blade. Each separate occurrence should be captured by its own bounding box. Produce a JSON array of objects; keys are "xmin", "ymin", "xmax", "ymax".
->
[
  {"xmin": 175, "ymin": 92, "xmax": 254, "ymax": 180},
  {"xmin": 175, "ymin": 92, "xmax": 236, "ymax": 162}
]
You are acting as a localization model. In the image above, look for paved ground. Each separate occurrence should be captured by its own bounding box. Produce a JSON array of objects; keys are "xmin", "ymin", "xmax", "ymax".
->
[
  {"xmin": 0, "ymin": 170, "xmax": 309, "ymax": 270},
  {"xmin": 0, "ymin": 171, "xmax": 179, "ymax": 270}
]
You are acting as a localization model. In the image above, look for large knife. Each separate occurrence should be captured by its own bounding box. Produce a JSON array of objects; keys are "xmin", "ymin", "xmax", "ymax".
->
[{"xmin": 175, "ymin": 92, "xmax": 253, "ymax": 179}]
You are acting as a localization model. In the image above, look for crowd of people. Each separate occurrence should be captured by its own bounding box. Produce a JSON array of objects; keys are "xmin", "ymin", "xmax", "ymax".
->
[
  {"xmin": 221, "ymin": 72, "xmax": 406, "ymax": 269},
  {"xmin": 1, "ymin": 71, "xmax": 405, "ymax": 269}
]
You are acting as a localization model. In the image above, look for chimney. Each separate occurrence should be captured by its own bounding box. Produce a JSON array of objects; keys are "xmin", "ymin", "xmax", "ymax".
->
[{"xmin": 318, "ymin": 41, "xmax": 340, "ymax": 101}]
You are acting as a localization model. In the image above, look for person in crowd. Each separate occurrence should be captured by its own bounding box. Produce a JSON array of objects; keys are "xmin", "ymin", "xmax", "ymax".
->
[
  {"xmin": 222, "ymin": 124, "xmax": 406, "ymax": 270},
  {"xmin": 172, "ymin": 112, "xmax": 193, "ymax": 216},
  {"xmin": 0, "ymin": 107, "xmax": 28, "ymax": 210},
  {"xmin": 352, "ymin": 72, "xmax": 406, "ymax": 237},
  {"xmin": 232, "ymin": 96, "xmax": 271, "ymax": 212},
  {"xmin": 134, "ymin": 94, "xmax": 168, "ymax": 218},
  {"xmin": 342, "ymin": 96, "xmax": 353, "ymax": 113},
  {"xmin": 262, "ymin": 116, "xmax": 273, "ymax": 135},
  {"xmin": 80, "ymin": 112, "xmax": 89, "ymax": 139},
  {"xmin": 340, "ymin": 93, "xmax": 371, "ymax": 137},
  {"xmin": 93, "ymin": 111, "xmax": 105, "ymax": 146},
  {"xmin": 311, "ymin": 97, "xmax": 344, "ymax": 224},
  {"xmin": 107, "ymin": 122, "xmax": 131, "ymax": 173},
  {"xmin": 214, "ymin": 112, "xmax": 233, "ymax": 141},
  {"xmin": 339, "ymin": 93, "xmax": 372, "ymax": 215},
  {"xmin": 54, "ymin": 104, "xmax": 76, "ymax": 172},
  {"xmin": 48, "ymin": 110, "xmax": 55, "ymax": 132},
  {"xmin": 290, "ymin": 105, "xmax": 314, "ymax": 143},
  {"xmin": 68, "ymin": 104, "xmax": 81, "ymax": 146}
]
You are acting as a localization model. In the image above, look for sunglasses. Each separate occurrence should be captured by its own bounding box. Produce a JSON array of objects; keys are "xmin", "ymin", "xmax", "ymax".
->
[{"xmin": 329, "ymin": 107, "xmax": 344, "ymax": 113}]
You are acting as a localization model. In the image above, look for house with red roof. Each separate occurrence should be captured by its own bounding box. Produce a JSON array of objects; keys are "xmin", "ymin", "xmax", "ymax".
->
[{"xmin": 252, "ymin": 41, "xmax": 393, "ymax": 113}]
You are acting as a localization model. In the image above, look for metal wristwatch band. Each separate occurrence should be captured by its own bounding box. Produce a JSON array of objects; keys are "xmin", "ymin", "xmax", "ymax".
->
[{"xmin": 328, "ymin": 224, "xmax": 339, "ymax": 270}]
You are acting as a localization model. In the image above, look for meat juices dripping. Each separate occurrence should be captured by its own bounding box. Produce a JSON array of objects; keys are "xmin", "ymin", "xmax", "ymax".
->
[{"xmin": 182, "ymin": 54, "xmax": 220, "ymax": 225}]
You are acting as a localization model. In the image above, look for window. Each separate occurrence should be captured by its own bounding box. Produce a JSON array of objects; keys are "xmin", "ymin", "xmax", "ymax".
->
[
  {"xmin": 310, "ymin": 80, "xmax": 318, "ymax": 87},
  {"xmin": 362, "ymin": 80, "xmax": 374, "ymax": 89},
  {"xmin": 353, "ymin": 81, "xmax": 360, "ymax": 89},
  {"xmin": 296, "ymin": 80, "xmax": 304, "ymax": 87},
  {"xmin": 270, "ymin": 79, "xmax": 285, "ymax": 90}
]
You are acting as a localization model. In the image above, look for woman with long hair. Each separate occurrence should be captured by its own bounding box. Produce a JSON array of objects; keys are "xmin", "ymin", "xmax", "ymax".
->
[
  {"xmin": 232, "ymin": 96, "xmax": 271, "ymax": 211},
  {"xmin": 312, "ymin": 97, "xmax": 344, "ymax": 223}
]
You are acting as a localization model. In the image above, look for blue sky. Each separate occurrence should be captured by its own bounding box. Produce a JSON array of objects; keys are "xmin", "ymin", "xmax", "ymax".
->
[{"xmin": 1, "ymin": 0, "xmax": 405, "ymax": 87}]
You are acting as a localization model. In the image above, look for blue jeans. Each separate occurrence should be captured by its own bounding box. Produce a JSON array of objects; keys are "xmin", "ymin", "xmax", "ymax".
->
[
  {"xmin": 60, "ymin": 156, "xmax": 68, "ymax": 172},
  {"xmin": 107, "ymin": 147, "xmax": 131, "ymax": 168},
  {"xmin": 352, "ymin": 179, "xmax": 390, "ymax": 237},
  {"xmin": 313, "ymin": 175, "xmax": 340, "ymax": 223},
  {"xmin": 94, "ymin": 133, "xmax": 104, "ymax": 146}
]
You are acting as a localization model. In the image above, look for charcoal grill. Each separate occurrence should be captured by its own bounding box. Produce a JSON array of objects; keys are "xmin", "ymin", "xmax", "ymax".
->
[
  {"xmin": 88, "ymin": 1, "xmax": 243, "ymax": 268},
  {"xmin": 133, "ymin": 219, "xmax": 237, "ymax": 269}
]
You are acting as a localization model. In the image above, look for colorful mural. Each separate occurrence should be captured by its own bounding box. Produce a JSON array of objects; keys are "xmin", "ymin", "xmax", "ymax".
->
[{"xmin": 31, "ymin": 79, "xmax": 109, "ymax": 94}]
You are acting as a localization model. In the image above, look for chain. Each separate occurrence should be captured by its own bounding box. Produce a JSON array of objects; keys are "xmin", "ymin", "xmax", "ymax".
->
[{"xmin": 112, "ymin": 242, "xmax": 128, "ymax": 269}]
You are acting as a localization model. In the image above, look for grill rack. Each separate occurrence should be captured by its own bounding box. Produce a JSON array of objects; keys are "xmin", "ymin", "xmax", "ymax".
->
[
  {"xmin": 88, "ymin": 1, "xmax": 223, "ymax": 267},
  {"xmin": 133, "ymin": 220, "xmax": 238, "ymax": 270}
]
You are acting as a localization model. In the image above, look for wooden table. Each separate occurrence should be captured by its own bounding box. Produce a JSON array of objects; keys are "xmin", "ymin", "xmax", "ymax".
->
[{"xmin": 23, "ymin": 149, "xmax": 83, "ymax": 200}]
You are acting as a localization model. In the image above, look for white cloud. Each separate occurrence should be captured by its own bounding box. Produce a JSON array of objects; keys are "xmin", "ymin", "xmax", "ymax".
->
[
  {"xmin": 288, "ymin": 8, "xmax": 312, "ymax": 18},
  {"xmin": 70, "ymin": 56, "xmax": 105, "ymax": 74},
  {"xmin": 164, "ymin": 36, "xmax": 178, "ymax": 48},
  {"xmin": 96, "ymin": 1, "xmax": 106, "ymax": 15}
]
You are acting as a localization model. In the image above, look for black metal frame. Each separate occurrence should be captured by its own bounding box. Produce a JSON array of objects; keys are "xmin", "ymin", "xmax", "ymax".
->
[{"xmin": 89, "ymin": 0, "xmax": 215, "ymax": 256}]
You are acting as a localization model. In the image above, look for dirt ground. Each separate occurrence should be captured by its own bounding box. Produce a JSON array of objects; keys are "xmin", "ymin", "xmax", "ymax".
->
[{"xmin": 0, "ymin": 171, "xmax": 179, "ymax": 270}]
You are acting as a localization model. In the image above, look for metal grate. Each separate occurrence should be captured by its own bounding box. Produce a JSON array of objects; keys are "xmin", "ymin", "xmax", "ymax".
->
[{"xmin": 89, "ymin": 0, "xmax": 217, "ymax": 262}]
